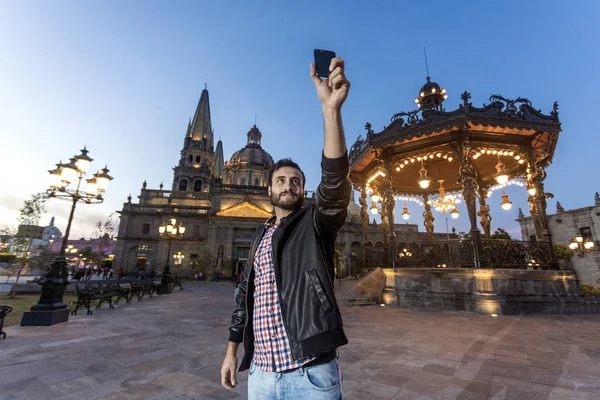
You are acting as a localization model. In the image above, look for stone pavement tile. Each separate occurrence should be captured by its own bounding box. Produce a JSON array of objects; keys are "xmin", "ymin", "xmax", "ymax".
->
[
  {"xmin": 369, "ymin": 370, "xmax": 410, "ymax": 388},
  {"xmin": 403, "ymin": 370, "xmax": 452, "ymax": 396},
  {"xmin": 60, "ymin": 382, "xmax": 123, "ymax": 400},
  {"xmin": 422, "ymin": 363, "xmax": 456, "ymax": 377},
  {"xmin": 495, "ymin": 354, "xmax": 529, "ymax": 366},
  {"xmin": 203, "ymin": 387, "xmax": 243, "ymax": 399},
  {"xmin": 491, "ymin": 375, "xmax": 536, "ymax": 394},
  {"xmin": 580, "ymin": 392, "xmax": 600, "ymax": 400},
  {"xmin": 177, "ymin": 378, "xmax": 223, "ymax": 399},
  {"xmin": 439, "ymin": 384, "xmax": 488, "ymax": 400},
  {"xmin": 493, "ymin": 361, "xmax": 531, "ymax": 381},
  {"xmin": 450, "ymin": 377, "xmax": 491, "ymax": 397},
  {"xmin": 351, "ymin": 379, "xmax": 402, "ymax": 399},
  {"xmin": 391, "ymin": 387, "xmax": 441, "ymax": 399},
  {"xmin": 154, "ymin": 371, "xmax": 201, "ymax": 390},
  {"xmin": 37, "ymin": 368, "xmax": 88, "ymax": 385},
  {"xmin": 89, "ymin": 368, "xmax": 137, "ymax": 385},
  {"xmin": 537, "ymin": 386, "xmax": 587, "ymax": 400},
  {"xmin": 490, "ymin": 385, "xmax": 536, "ymax": 400},
  {"xmin": 564, "ymin": 363, "xmax": 600, "ymax": 378},
  {"xmin": 0, "ymin": 377, "xmax": 52, "ymax": 400},
  {"xmin": 366, "ymin": 349, "xmax": 404, "ymax": 364},
  {"xmin": 119, "ymin": 381, "xmax": 170, "ymax": 400},
  {"xmin": 48, "ymin": 375, "xmax": 98, "ymax": 396},
  {"xmin": 527, "ymin": 354, "xmax": 563, "ymax": 371},
  {"xmin": 529, "ymin": 366, "xmax": 574, "ymax": 389}
]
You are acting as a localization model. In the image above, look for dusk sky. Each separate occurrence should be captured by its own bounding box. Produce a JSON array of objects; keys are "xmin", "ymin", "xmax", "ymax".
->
[{"xmin": 1, "ymin": 1, "xmax": 599, "ymax": 240}]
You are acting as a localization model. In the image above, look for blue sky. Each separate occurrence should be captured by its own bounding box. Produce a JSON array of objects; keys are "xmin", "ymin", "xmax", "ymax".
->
[{"xmin": 1, "ymin": 1, "xmax": 599, "ymax": 239}]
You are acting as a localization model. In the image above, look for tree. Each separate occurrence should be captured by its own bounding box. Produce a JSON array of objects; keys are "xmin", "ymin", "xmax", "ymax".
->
[
  {"xmin": 95, "ymin": 212, "xmax": 118, "ymax": 239},
  {"xmin": 554, "ymin": 244, "xmax": 574, "ymax": 261},
  {"xmin": 491, "ymin": 228, "xmax": 512, "ymax": 240},
  {"xmin": 12, "ymin": 193, "xmax": 48, "ymax": 288}
]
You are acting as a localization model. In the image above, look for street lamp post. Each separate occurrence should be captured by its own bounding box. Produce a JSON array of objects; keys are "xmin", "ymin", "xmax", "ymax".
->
[
  {"xmin": 21, "ymin": 147, "xmax": 112, "ymax": 326},
  {"xmin": 158, "ymin": 218, "xmax": 185, "ymax": 294},
  {"xmin": 569, "ymin": 235, "xmax": 595, "ymax": 252}
]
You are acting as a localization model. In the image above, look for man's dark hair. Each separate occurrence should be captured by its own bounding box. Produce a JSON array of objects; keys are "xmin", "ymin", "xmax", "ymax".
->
[{"xmin": 267, "ymin": 159, "xmax": 306, "ymax": 188}]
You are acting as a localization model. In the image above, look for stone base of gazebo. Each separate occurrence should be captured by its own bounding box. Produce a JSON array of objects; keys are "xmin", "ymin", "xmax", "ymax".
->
[{"xmin": 366, "ymin": 268, "xmax": 600, "ymax": 315}]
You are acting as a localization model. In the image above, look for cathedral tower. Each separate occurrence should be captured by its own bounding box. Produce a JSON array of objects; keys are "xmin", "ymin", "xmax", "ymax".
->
[{"xmin": 172, "ymin": 88, "xmax": 217, "ymax": 193}]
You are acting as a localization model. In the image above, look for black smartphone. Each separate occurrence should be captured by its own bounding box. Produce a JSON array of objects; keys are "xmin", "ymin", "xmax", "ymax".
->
[{"xmin": 314, "ymin": 49, "xmax": 336, "ymax": 78}]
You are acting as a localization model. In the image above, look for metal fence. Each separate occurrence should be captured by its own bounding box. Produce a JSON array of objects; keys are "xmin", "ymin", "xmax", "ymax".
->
[{"xmin": 359, "ymin": 239, "xmax": 551, "ymax": 273}]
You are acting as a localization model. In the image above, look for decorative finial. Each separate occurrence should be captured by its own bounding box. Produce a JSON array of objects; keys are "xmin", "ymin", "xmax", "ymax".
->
[
  {"xmin": 556, "ymin": 202, "xmax": 565, "ymax": 213},
  {"xmin": 595, "ymin": 192, "xmax": 600, "ymax": 206},
  {"xmin": 517, "ymin": 208, "xmax": 525, "ymax": 219},
  {"xmin": 142, "ymin": 180, "xmax": 147, "ymax": 189},
  {"xmin": 127, "ymin": 194, "xmax": 132, "ymax": 203},
  {"xmin": 159, "ymin": 182, "xmax": 164, "ymax": 190},
  {"xmin": 461, "ymin": 91, "xmax": 472, "ymax": 107}
]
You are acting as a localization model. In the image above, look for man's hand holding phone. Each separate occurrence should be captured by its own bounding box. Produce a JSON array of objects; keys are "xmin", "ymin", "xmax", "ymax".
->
[{"xmin": 310, "ymin": 50, "xmax": 351, "ymax": 112}]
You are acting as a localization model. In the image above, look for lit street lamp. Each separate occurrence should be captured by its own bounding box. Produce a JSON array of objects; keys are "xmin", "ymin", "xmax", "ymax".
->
[
  {"xmin": 158, "ymin": 218, "xmax": 185, "ymax": 294},
  {"xmin": 569, "ymin": 235, "xmax": 595, "ymax": 252},
  {"xmin": 21, "ymin": 147, "xmax": 112, "ymax": 326}
]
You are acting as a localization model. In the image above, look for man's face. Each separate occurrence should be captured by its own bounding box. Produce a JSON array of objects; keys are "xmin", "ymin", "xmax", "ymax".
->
[{"xmin": 269, "ymin": 166, "xmax": 304, "ymax": 211}]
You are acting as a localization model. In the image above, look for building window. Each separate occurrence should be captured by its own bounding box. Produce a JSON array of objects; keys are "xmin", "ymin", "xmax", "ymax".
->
[
  {"xmin": 193, "ymin": 225, "xmax": 203, "ymax": 237},
  {"xmin": 141, "ymin": 223, "xmax": 150, "ymax": 235},
  {"xmin": 196, "ymin": 155, "xmax": 201, "ymax": 163},
  {"xmin": 254, "ymin": 177, "xmax": 260, "ymax": 186},
  {"xmin": 241, "ymin": 176, "xmax": 247, "ymax": 185},
  {"xmin": 579, "ymin": 227, "xmax": 593, "ymax": 241},
  {"xmin": 179, "ymin": 179, "xmax": 188, "ymax": 191},
  {"xmin": 194, "ymin": 180, "xmax": 202, "ymax": 192},
  {"xmin": 188, "ymin": 154, "xmax": 192, "ymax": 163}
]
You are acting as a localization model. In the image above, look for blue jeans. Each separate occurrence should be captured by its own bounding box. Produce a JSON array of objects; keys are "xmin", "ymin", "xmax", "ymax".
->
[{"xmin": 248, "ymin": 358, "xmax": 343, "ymax": 399}]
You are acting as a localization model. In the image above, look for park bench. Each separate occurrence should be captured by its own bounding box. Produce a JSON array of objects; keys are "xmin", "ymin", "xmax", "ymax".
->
[
  {"xmin": 72, "ymin": 284, "xmax": 95, "ymax": 315},
  {"xmin": 0, "ymin": 305, "xmax": 12, "ymax": 339},
  {"xmin": 90, "ymin": 284, "xmax": 120, "ymax": 311},
  {"xmin": 71, "ymin": 283, "xmax": 124, "ymax": 315}
]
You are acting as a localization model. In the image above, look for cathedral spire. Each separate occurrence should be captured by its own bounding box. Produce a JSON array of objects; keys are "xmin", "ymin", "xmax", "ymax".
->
[
  {"xmin": 188, "ymin": 88, "xmax": 213, "ymax": 152},
  {"xmin": 212, "ymin": 139, "xmax": 224, "ymax": 181}
]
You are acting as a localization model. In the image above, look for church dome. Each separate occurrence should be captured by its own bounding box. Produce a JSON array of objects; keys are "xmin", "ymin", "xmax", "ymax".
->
[
  {"xmin": 227, "ymin": 125, "xmax": 274, "ymax": 168},
  {"xmin": 224, "ymin": 125, "xmax": 275, "ymax": 186},
  {"xmin": 42, "ymin": 217, "xmax": 62, "ymax": 241}
]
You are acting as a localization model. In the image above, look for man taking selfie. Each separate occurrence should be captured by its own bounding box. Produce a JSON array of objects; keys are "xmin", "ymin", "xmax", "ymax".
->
[{"xmin": 220, "ymin": 55, "xmax": 351, "ymax": 399}]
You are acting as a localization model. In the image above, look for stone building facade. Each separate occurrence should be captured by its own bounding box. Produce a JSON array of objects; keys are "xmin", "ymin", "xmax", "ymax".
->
[
  {"xmin": 113, "ymin": 89, "xmax": 443, "ymax": 278},
  {"xmin": 517, "ymin": 193, "xmax": 600, "ymax": 284}
]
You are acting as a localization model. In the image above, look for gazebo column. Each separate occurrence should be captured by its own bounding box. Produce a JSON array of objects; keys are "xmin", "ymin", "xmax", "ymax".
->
[
  {"xmin": 530, "ymin": 165, "xmax": 559, "ymax": 270},
  {"xmin": 380, "ymin": 196, "xmax": 389, "ymax": 247},
  {"xmin": 359, "ymin": 182, "xmax": 369, "ymax": 273},
  {"xmin": 477, "ymin": 187, "xmax": 492, "ymax": 239},
  {"xmin": 383, "ymin": 164, "xmax": 396, "ymax": 267},
  {"xmin": 422, "ymin": 193, "xmax": 435, "ymax": 243},
  {"xmin": 458, "ymin": 136, "xmax": 482, "ymax": 268}
]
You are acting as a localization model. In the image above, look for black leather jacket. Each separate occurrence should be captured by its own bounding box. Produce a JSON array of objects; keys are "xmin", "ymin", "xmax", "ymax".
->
[{"xmin": 228, "ymin": 152, "xmax": 351, "ymax": 372}]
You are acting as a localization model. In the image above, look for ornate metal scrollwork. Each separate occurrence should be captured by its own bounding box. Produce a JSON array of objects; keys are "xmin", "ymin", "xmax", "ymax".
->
[
  {"xmin": 461, "ymin": 91, "xmax": 472, "ymax": 107},
  {"xmin": 489, "ymin": 94, "xmax": 532, "ymax": 117},
  {"xmin": 391, "ymin": 109, "xmax": 421, "ymax": 126},
  {"xmin": 349, "ymin": 134, "xmax": 365, "ymax": 163}
]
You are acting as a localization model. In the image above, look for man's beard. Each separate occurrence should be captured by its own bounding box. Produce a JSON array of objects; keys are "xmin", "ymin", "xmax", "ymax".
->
[{"xmin": 271, "ymin": 191, "xmax": 304, "ymax": 211}]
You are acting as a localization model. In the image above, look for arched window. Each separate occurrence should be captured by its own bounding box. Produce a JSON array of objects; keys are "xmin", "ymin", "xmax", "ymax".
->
[
  {"xmin": 241, "ymin": 176, "xmax": 247, "ymax": 185},
  {"xmin": 193, "ymin": 180, "xmax": 202, "ymax": 192},
  {"xmin": 254, "ymin": 177, "xmax": 260, "ymax": 186},
  {"xmin": 179, "ymin": 179, "xmax": 188, "ymax": 191},
  {"xmin": 188, "ymin": 154, "xmax": 193, "ymax": 163},
  {"xmin": 195, "ymin": 155, "xmax": 201, "ymax": 163}
]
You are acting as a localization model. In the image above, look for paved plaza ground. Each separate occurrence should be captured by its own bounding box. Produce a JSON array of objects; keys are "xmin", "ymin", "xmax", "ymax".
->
[{"xmin": 1, "ymin": 284, "xmax": 600, "ymax": 400}]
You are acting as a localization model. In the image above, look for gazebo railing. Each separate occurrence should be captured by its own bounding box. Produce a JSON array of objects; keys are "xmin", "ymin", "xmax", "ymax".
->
[{"xmin": 360, "ymin": 239, "xmax": 551, "ymax": 273}]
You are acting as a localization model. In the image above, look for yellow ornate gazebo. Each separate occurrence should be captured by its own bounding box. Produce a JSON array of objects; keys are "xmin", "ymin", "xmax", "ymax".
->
[{"xmin": 349, "ymin": 77, "xmax": 561, "ymax": 270}]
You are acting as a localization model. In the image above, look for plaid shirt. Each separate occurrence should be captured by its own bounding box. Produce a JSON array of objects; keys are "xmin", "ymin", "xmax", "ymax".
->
[{"xmin": 252, "ymin": 219, "xmax": 317, "ymax": 372}]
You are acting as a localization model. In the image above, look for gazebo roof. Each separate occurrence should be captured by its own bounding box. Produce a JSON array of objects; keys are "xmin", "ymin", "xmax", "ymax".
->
[{"xmin": 349, "ymin": 91, "xmax": 561, "ymax": 195}]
